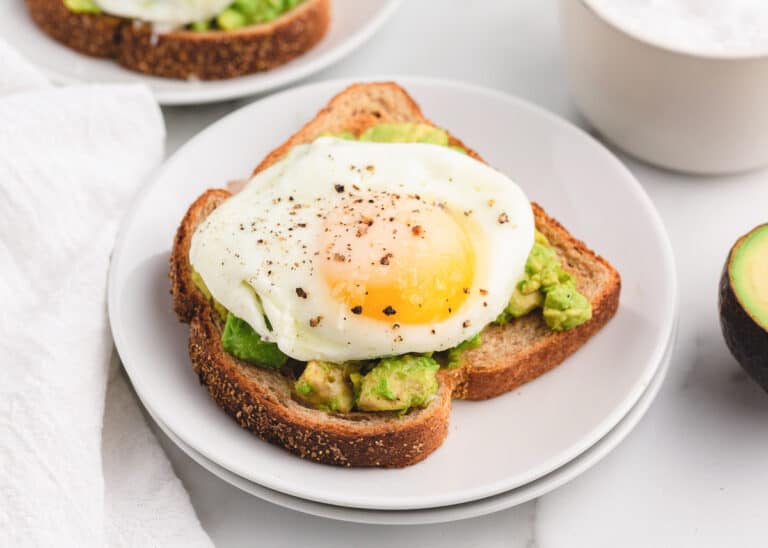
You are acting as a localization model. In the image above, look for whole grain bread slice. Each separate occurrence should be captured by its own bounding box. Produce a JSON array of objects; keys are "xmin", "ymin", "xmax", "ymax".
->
[
  {"xmin": 25, "ymin": 0, "xmax": 330, "ymax": 80},
  {"xmin": 170, "ymin": 82, "xmax": 620, "ymax": 467}
]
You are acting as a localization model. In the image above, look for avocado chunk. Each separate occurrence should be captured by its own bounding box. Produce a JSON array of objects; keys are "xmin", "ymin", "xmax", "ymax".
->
[
  {"xmin": 542, "ymin": 284, "xmax": 592, "ymax": 331},
  {"xmin": 221, "ymin": 313, "xmax": 288, "ymax": 369},
  {"xmin": 356, "ymin": 355, "xmax": 439, "ymax": 412},
  {"xmin": 501, "ymin": 287, "xmax": 544, "ymax": 320},
  {"xmin": 719, "ymin": 224, "xmax": 768, "ymax": 392},
  {"xmin": 295, "ymin": 361, "xmax": 356, "ymax": 413},
  {"xmin": 359, "ymin": 123, "xmax": 450, "ymax": 146},
  {"xmin": 63, "ymin": 0, "xmax": 101, "ymax": 13},
  {"xmin": 496, "ymin": 230, "xmax": 591, "ymax": 330},
  {"xmin": 217, "ymin": 8, "xmax": 248, "ymax": 30}
]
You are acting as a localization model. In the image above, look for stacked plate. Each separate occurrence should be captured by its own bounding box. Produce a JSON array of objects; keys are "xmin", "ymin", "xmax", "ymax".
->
[{"xmin": 108, "ymin": 78, "xmax": 678, "ymax": 525}]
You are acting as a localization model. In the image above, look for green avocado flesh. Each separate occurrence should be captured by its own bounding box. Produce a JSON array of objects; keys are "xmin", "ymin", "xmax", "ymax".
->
[
  {"xmin": 191, "ymin": 122, "xmax": 589, "ymax": 414},
  {"xmin": 730, "ymin": 225, "xmax": 768, "ymax": 330},
  {"xmin": 64, "ymin": 0, "xmax": 100, "ymax": 13},
  {"xmin": 294, "ymin": 361, "xmax": 356, "ymax": 413},
  {"xmin": 495, "ymin": 230, "xmax": 592, "ymax": 331},
  {"xmin": 359, "ymin": 123, "xmax": 450, "ymax": 146},
  {"xmin": 221, "ymin": 314, "xmax": 287, "ymax": 369},
  {"xmin": 355, "ymin": 355, "xmax": 439, "ymax": 413},
  {"xmin": 64, "ymin": 0, "xmax": 304, "ymax": 31},
  {"xmin": 720, "ymin": 224, "xmax": 768, "ymax": 393}
]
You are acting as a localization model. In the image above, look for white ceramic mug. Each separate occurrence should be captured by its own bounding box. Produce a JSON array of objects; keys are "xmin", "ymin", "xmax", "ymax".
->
[{"xmin": 559, "ymin": 0, "xmax": 768, "ymax": 174}]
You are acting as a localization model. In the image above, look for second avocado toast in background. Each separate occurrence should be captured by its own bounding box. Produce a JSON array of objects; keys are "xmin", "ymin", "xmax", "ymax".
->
[
  {"xmin": 170, "ymin": 82, "xmax": 621, "ymax": 467},
  {"xmin": 25, "ymin": 0, "xmax": 330, "ymax": 79}
]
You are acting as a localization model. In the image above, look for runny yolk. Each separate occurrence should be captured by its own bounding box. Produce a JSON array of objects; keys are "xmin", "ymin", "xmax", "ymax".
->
[{"xmin": 320, "ymin": 192, "xmax": 476, "ymax": 324}]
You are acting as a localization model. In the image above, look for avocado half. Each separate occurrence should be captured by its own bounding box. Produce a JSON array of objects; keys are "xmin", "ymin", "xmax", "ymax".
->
[{"xmin": 719, "ymin": 224, "xmax": 768, "ymax": 391}]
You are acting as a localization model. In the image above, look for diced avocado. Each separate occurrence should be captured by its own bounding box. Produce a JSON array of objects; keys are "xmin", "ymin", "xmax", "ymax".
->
[
  {"xmin": 221, "ymin": 313, "xmax": 288, "ymax": 369},
  {"xmin": 496, "ymin": 229, "xmax": 591, "ymax": 331},
  {"xmin": 217, "ymin": 8, "xmax": 248, "ymax": 30},
  {"xmin": 719, "ymin": 223, "xmax": 768, "ymax": 393},
  {"xmin": 519, "ymin": 241, "xmax": 572, "ymax": 294},
  {"xmin": 356, "ymin": 355, "xmax": 439, "ymax": 412},
  {"xmin": 542, "ymin": 284, "xmax": 592, "ymax": 331},
  {"xmin": 359, "ymin": 123, "xmax": 450, "ymax": 146},
  {"xmin": 501, "ymin": 287, "xmax": 544, "ymax": 320},
  {"xmin": 190, "ymin": 269, "xmax": 228, "ymax": 320},
  {"xmin": 63, "ymin": 0, "xmax": 101, "ymax": 14},
  {"xmin": 294, "ymin": 361, "xmax": 356, "ymax": 413}
]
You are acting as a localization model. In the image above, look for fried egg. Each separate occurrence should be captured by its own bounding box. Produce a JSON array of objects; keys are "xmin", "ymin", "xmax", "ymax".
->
[
  {"xmin": 95, "ymin": 0, "xmax": 231, "ymax": 26},
  {"xmin": 190, "ymin": 138, "xmax": 535, "ymax": 362}
]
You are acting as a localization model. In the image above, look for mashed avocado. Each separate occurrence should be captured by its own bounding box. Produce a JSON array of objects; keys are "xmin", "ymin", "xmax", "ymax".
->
[
  {"xmin": 64, "ymin": 0, "xmax": 100, "ymax": 13},
  {"xmin": 359, "ymin": 123, "xmax": 450, "ymax": 146},
  {"xmin": 221, "ymin": 313, "xmax": 288, "ymax": 369},
  {"xmin": 355, "ymin": 355, "xmax": 439, "ymax": 413},
  {"xmin": 496, "ymin": 230, "xmax": 592, "ymax": 330},
  {"xmin": 295, "ymin": 361, "xmax": 356, "ymax": 413},
  {"xmin": 542, "ymin": 284, "xmax": 592, "ymax": 331}
]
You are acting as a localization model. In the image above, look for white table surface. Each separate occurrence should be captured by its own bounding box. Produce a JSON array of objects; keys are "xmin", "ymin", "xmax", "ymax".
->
[{"xmin": 147, "ymin": 1, "xmax": 768, "ymax": 546}]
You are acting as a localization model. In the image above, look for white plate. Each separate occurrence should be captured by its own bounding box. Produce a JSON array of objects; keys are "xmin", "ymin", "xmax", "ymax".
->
[
  {"xmin": 141, "ymin": 322, "xmax": 675, "ymax": 525},
  {"xmin": 0, "ymin": 1, "xmax": 401, "ymax": 105},
  {"xmin": 108, "ymin": 77, "xmax": 677, "ymax": 510}
]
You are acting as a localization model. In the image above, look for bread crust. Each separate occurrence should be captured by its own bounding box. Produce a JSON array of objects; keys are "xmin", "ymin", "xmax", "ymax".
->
[
  {"xmin": 169, "ymin": 82, "xmax": 621, "ymax": 466},
  {"xmin": 25, "ymin": 0, "xmax": 330, "ymax": 80}
]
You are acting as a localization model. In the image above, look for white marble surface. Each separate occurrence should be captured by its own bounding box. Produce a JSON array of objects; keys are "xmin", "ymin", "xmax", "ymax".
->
[{"xmin": 145, "ymin": 1, "xmax": 768, "ymax": 545}]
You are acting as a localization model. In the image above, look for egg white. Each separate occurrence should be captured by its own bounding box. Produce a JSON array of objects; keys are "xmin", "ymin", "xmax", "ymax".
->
[
  {"xmin": 95, "ymin": 0, "xmax": 232, "ymax": 26},
  {"xmin": 190, "ymin": 138, "xmax": 535, "ymax": 362}
]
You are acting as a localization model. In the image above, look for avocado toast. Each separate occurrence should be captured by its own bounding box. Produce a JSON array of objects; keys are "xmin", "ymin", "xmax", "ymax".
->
[
  {"xmin": 25, "ymin": 0, "xmax": 330, "ymax": 80},
  {"xmin": 170, "ymin": 82, "xmax": 621, "ymax": 467}
]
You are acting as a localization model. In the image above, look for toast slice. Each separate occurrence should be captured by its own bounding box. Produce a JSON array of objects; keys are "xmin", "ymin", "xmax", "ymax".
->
[
  {"xmin": 25, "ymin": 0, "xmax": 330, "ymax": 80},
  {"xmin": 170, "ymin": 82, "xmax": 621, "ymax": 466}
]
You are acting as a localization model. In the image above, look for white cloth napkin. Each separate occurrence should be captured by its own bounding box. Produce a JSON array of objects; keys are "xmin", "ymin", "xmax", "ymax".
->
[{"xmin": 0, "ymin": 41, "xmax": 213, "ymax": 548}]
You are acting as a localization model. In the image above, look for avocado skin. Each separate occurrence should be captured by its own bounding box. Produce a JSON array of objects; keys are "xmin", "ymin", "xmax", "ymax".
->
[{"xmin": 718, "ymin": 234, "xmax": 768, "ymax": 392}]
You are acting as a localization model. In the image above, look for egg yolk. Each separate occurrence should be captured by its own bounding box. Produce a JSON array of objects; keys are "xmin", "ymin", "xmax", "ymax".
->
[{"xmin": 320, "ymin": 192, "xmax": 476, "ymax": 324}]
